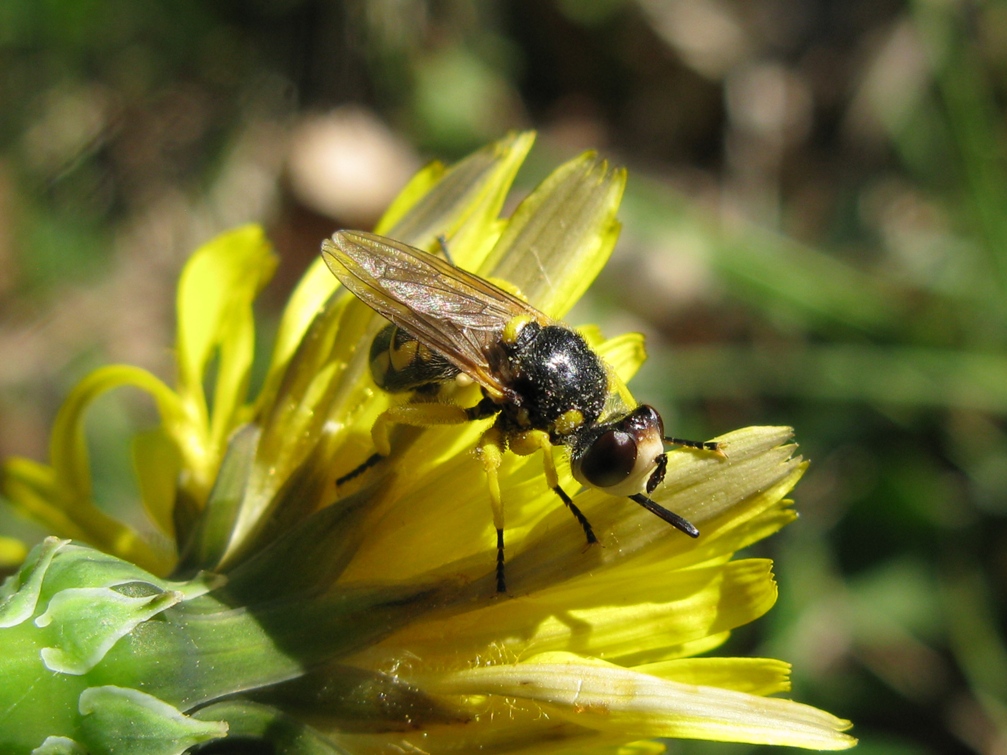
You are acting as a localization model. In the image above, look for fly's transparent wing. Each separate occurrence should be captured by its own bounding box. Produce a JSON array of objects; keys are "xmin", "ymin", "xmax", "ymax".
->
[{"xmin": 322, "ymin": 230, "xmax": 550, "ymax": 395}]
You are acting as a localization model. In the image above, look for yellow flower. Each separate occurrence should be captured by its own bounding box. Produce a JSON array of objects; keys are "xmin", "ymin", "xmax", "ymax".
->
[{"xmin": 0, "ymin": 132, "xmax": 855, "ymax": 753}]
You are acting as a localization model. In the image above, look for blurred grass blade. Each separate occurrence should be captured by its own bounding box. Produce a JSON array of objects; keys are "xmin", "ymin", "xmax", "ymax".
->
[
  {"xmin": 623, "ymin": 177, "xmax": 906, "ymax": 334},
  {"xmin": 652, "ymin": 344, "xmax": 1007, "ymax": 413}
]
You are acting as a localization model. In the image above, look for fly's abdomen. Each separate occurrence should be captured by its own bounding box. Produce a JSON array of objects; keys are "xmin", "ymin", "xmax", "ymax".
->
[{"xmin": 369, "ymin": 325, "xmax": 461, "ymax": 393}]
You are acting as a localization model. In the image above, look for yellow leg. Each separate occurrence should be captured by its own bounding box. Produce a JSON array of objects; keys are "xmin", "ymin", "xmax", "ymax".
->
[
  {"xmin": 511, "ymin": 430, "xmax": 597, "ymax": 546},
  {"xmin": 477, "ymin": 426, "xmax": 507, "ymax": 592},
  {"xmin": 370, "ymin": 402, "xmax": 471, "ymax": 455},
  {"xmin": 339, "ymin": 402, "xmax": 474, "ymax": 487},
  {"xmin": 509, "ymin": 430, "xmax": 562, "ymax": 486}
]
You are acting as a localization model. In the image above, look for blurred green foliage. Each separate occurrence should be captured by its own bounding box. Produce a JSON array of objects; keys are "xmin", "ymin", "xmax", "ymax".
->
[{"xmin": 2, "ymin": 1, "xmax": 1007, "ymax": 753}]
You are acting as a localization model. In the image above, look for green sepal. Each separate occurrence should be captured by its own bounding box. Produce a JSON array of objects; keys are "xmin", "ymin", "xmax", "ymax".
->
[
  {"xmin": 24, "ymin": 540, "xmax": 221, "ymax": 601},
  {"xmin": 30, "ymin": 736, "xmax": 88, "ymax": 754},
  {"xmin": 2, "ymin": 541, "xmax": 465, "ymax": 714},
  {"xmin": 175, "ymin": 423, "xmax": 260, "ymax": 574},
  {"xmin": 78, "ymin": 686, "xmax": 227, "ymax": 755},
  {"xmin": 253, "ymin": 661, "xmax": 468, "ymax": 733},
  {"xmin": 0, "ymin": 539, "xmax": 67, "ymax": 628},
  {"xmin": 222, "ymin": 471, "xmax": 373, "ymax": 597},
  {"xmin": 193, "ymin": 700, "xmax": 351, "ymax": 754},
  {"xmin": 0, "ymin": 541, "xmax": 235, "ymax": 754},
  {"xmin": 0, "ymin": 537, "xmax": 68, "ymax": 627},
  {"xmin": 35, "ymin": 587, "xmax": 183, "ymax": 675}
]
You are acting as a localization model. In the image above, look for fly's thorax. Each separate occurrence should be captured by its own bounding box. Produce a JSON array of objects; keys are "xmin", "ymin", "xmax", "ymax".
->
[
  {"xmin": 571, "ymin": 404, "xmax": 668, "ymax": 497},
  {"xmin": 369, "ymin": 324, "xmax": 460, "ymax": 393},
  {"xmin": 493, "ymin": 319, "xmax": 608, "ymax": 437}
]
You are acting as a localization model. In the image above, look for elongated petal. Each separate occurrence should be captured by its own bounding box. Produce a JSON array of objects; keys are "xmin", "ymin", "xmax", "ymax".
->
[
  {"xmin": 2, "ymin": 460, "xmax": 95, "ymax": 544},
  {"xmin": 49, "ymin": 366, "xmax": 184, "ymax": 502},
  {"xmin": 175, "ymin": 225, "xmax": 276, "ymax": 491},
  {"xmin": 0, "ymin": 536, "xmax": 27, "ymax": 570},
  {"xmin": 637, "ymin": 657, "xmax": 793, "ymax": 696},
  {"xmin": 380, "ymin": 130, "xmax": 535, "ymax": 265},
  {"xmin": 356, "ymin": 558, "xmax": 776, "ymax": 672},
  {"xmin": 487, "ymin": 426, "xmax": 800, "ymax": 595},
  {"xmin": 428, "ymin": 652, "xmax": 855, "ymax": 749},
  {"xmin": 132, "ymin": 427, "xmax": 183, "ymax": 540},
  {"xmin": 2, "ymin": 365, "xmax": 185, "ymax": 573},
  {"xmin": 594, "ymin": 332, "xmax": 648, "ymax": 385},
  {"xmin": 482, "ymin": 152, "xmax": 627, "ymax": 318}
]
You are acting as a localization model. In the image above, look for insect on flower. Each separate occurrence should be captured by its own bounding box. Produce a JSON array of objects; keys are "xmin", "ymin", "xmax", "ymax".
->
[{"xmin": 321, "ymin": 230, "xmax": 723, "ymax": 592}]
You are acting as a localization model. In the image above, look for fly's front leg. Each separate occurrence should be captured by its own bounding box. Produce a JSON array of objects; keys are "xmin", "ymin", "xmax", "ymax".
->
[{"xmin": 510, "ymin": 430, "xmax": 597, "ymax": 547}]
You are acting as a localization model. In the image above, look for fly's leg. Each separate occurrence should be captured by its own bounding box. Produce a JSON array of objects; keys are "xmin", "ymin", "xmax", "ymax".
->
[
  {"xmin": 336, "ymin": 403, "xmax": 476, "ymax": 486},
  {"xmin": 335, "ymin": 452, "xmax": 384, "ymax": 485},
  {"xmin": 510, "ymin": 430, "xmax": 597, "ymax": 546},
  {"xmin": 664, "ymin": 436, "xmax": 727, "ymax": 457},
  {"xmin": 476, "ymin": 425, "xmax": 508, "ymax": 593}
]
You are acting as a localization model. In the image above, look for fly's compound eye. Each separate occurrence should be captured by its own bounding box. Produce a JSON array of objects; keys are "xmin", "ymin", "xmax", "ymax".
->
[
  {"xmin": 572, "ymin": 405, "xmax": 668, "ymax": 497},
  {"xmin": 577, "ymin": 429, "xmax": 638, "ymax": 489}
]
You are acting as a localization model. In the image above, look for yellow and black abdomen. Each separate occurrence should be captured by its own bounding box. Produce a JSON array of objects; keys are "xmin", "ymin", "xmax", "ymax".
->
[{"xmin": 369, "ymin": 324, "xmax": 461, "ymax": 393}]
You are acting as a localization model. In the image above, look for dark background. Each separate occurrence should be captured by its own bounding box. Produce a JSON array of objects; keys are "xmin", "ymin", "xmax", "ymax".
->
[{"xmin": 2, "ymin": 2, "xmax": 1006, "ymax": 753}]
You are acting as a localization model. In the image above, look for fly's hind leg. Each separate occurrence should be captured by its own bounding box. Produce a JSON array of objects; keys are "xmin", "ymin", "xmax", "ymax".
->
[
  {"xmin": 336, "ymin": 403, "xmax": 475, "ymax": 486},
  {"xmin": 335, "ymin": 451, "xmax": 384, "ymax": 485},
  {"xmin": 476, "ymin": 425, "xmax": 508, "ymax": 593}
]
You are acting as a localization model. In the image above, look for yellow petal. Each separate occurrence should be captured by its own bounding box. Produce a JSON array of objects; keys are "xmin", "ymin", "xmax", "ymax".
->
[
  {"xmin": 482, "ymin": 151, "xmax": 627, "ymax": 319},
  {"xmin": 2, "ymin": 365, "xmax": 183, "ymax": 573},
  {"xmin": 370, "ymin": 558, "xmax": 776, "ymax": 669},
  {"xmin": 175, "ymin": 225, "xmax": 276, "ymax": 485},
  {"xmin": 49, "ymin": 366, "xmax": 182, "ymax": 503},
  {"xmin": 428, "ymin": 652, "xmax": 856, "ymax": 750},
  {"xmin": 0, "ymin": 536, "xmax": 27, "ymax": 569},
  {"xmin": 1, "ymin": 455, "xmax": 167, "ymax": 575},
  {"xmin": 499, "ymin": 426, "xmax": 802, "ymax": 593},
  {"xmin": 2, "ymin": 458, "xmax": 94, "ymax": 542},
  {"xmin": 380, "ymin": 130, "xmax": 535, "ymax": 267},
  {"xmin": 594, "ymin": 332, "xmax": 647, "ymax": 385},
  {"xmin": 340, "ymin": 426, "xmax": 800, "ymax": 598},
  {"xmin": 239, "ymin": 294, "xmax": 372, "ymax": 549},
  {"xmin": 372, "ymin": 157, "xmax": 448, "ymax": 234},
  {"xmin": 132, "ymin": 427, "xmax": 183, "ymax": 540},
  {"xmin": 639, "ymin": 657, "xmax": 793, "ymax": 696}
]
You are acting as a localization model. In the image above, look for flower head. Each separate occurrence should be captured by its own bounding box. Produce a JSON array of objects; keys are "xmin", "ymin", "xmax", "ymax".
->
[{"xmin": 0, "ymin": 132, "xmax": 855, "ymax": 753}]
